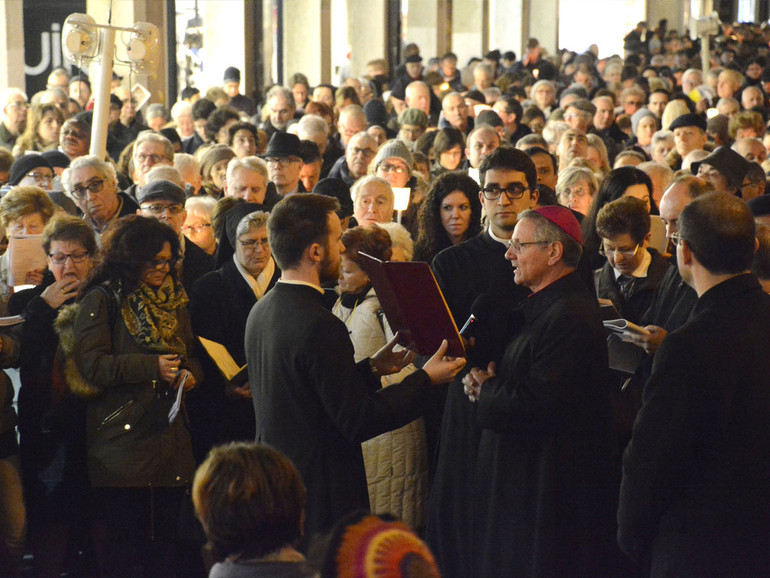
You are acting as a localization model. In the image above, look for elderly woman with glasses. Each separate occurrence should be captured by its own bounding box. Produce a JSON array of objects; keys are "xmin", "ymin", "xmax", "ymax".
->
[
  {"xmin": 68, "ymin": 215, "xmax": 201, "ymax": 576},
  {"xmin": 6, "ymin": 215, "xmax": 98, "ymax": 576},
  {"xmin": 189, "ymin": 207, "xmax": 279, "ymax": 462},
  {"xmin": 556, "ymin": 165, "xmax": 599, "ymax": 216}
]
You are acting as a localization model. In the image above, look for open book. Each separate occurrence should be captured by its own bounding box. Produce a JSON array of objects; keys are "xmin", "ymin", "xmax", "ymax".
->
[
  {"xmin": 603, "ymin": 318, "xmax": 651, "ymax": 339},
  {"xmin": 198, "ymin": 336, "xmax": 248, "ymax": 386},
  {"xmin": 358, "ymin": 252, "xmax": 465, "ymax": 358}
]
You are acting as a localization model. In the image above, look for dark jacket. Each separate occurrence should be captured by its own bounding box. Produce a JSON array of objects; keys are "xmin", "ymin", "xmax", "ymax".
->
[
  {"xmin": 188, "ymin": 258, "xmax": 279, "ymax": 461},
  {"xmin": 70, "ymin": 286, "xmax": 200, "ymax": 488},
  {"xmin": 618, "ymin": 274, "xmax": 770, "ymax": 577},
  {"xmin": 327, "ymin": 156, "xmax": 356, "ymax": 187},
  {"xmin": 473, "ymin": 272, "xmax": 615, "ymax": 577},
  {"xmin": 245, "ymin": 282, "xmax": 435, "ymax": 540},
  {"xmin": 426, "ymin": 230, "xmax": 531, "ymax": 578},
  {"xmin": 181, "ymin": 238, "xmax": 215, "ymax": 295},
  {"xmin": 594, "ymin": 248, "xmax": 671, "ymax": 325}
]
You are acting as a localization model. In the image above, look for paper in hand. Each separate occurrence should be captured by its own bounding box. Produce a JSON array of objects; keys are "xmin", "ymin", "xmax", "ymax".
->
[{"xmin": 168, "ymin": 372, "xmax": 188, "ymax": 423}]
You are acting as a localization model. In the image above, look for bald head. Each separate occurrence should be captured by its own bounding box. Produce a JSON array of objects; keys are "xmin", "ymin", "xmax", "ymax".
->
[
  {"xmin": 405, "ymin": 81, "xmax": 430, "ymax": 116},
  {"xmin": 659, "ymin": 175, "xmax": 710, "ymax": 237}
]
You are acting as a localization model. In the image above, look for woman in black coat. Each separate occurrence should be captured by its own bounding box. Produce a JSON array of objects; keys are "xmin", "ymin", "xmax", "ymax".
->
[{"xmin": 188, "ymin": 209, "xmax": 279, "ymax": 462}]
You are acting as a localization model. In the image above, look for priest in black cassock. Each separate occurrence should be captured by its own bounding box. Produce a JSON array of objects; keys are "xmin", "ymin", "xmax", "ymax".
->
[{"xmin": 463, "ymin": 205, "xmax": 616, "ymax": 577}]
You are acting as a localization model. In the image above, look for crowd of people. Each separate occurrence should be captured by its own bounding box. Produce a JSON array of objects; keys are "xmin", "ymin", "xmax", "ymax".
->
[{"xmin": 0, "ymin": 15, "xmax": 770, "ymax": 578}]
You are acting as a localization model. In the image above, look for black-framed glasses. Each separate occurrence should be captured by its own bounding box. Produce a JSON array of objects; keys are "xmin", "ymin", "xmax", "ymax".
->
[
  {"xmin": 71, "ymin": 179, "xmax": 105, "ymax": 199},
  {"xmin": 481, "ymin": 184, "xmax": 529, "ymax": 201},
  {"xmin": 507, "ymin": 239, "xmax": 549, "ymax": 253},
  {"xmin": 141, "ymin": 204, "xmax": 185, "ymax": 216},
  {"xmin": 48, "ymin": 251, "xmax": 90, "ymax": 264},
  {"xmin": 599, "ymin": 244, "xmax": 640, "ymax": 259}
]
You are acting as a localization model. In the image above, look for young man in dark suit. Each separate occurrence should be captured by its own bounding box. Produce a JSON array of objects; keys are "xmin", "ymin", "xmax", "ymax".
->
[{"xmin": 244, "ymin": 193, "xmax": 465, "ymax": 543}]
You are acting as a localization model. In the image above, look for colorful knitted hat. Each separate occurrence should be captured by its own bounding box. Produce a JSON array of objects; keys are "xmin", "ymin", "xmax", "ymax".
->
[{"xmin": 327, "ymin": 513, "xmax": 440, "ymax": 578}]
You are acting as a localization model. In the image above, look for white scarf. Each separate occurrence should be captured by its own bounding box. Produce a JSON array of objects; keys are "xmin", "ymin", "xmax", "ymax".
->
[{"xmin": 233, "ymin": 253, "xmax": 275, "ymax": 299}]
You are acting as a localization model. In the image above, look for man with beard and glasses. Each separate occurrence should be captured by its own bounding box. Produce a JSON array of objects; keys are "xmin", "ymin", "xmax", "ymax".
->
[{"xmin": 244, "ymin": 193, "xmax": 465, "ymax": 542}]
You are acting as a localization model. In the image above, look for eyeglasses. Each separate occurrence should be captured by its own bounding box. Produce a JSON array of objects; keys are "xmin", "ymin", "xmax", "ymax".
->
[
  {"xmin": 181, "ymin": 223, "xmax": 211, "ymax": 234},
  {"xmin": 136, "ymin": 153, "xmax": 164, "ymax": 164},
  {"xmin": 669, "ymin": 233, "xmax": 684, "ymax": 247},
  {"xmin": 141, "ymin": 203, "xmax": 185, "ymax": 216},
  {"xmin": 25, "ymin": 171, "xmax": 53, "ymax": 184},
  {"xmin": 238, "ymin": 238, "xmax": 270, "ymax": 250},
  {"xmin": 507, "ymin": 239, "xmax": 550, "ymax": 253},
  {"xmin": 265, "ymin": 157, "xmax": 299, "ymax": 167},
  {"xmin": 7, "ymin": 101, "xmax": 29, "ymax": 110},
  {"xmin": 48, "ymin": 251, "xmax": 90, "ymax": 265},
  {"xmin": 564, "ymin": 186, "xmax": 590, "ymax": 198},
  {"xmin": 599, "ymin": 244, "xmax": 640, "ymax": 259},
  {"xmin": 481, "ymin": 184, "xmax": 530, "ymax": 201},
  {"xmin": 349, "ymin": 147, "xmax": 376, "ymax": 158},
  {"xmin": 71, "ymin": 179, "xmax": 105, "ymax": 199},
  {"xmin": 378, "ymin": 163, "xmax": 406, "ymax": 174}
]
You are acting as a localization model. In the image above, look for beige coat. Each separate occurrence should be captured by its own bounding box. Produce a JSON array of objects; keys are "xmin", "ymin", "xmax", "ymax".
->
[{"xmin": 333, "ymin": 290, "xmax": 429, "ymax": 529}]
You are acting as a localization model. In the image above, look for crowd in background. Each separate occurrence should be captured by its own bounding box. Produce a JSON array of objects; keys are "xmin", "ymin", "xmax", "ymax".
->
[{"xmin": 0, "ymin": 14, "xmax": 769, "ymax": 578}]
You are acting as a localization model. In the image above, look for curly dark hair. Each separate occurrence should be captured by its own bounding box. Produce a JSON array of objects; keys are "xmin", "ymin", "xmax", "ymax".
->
[
  {"xmin": 205, "ymin": 106, "xmax": 241, "ymax": 142},
  {"xmin": 80, "ymin": 215, "xmax": 181, "ymax": 296},
  {"xmin": 413, "ymin": 171, "xmax": 482, "ymax": 262}
]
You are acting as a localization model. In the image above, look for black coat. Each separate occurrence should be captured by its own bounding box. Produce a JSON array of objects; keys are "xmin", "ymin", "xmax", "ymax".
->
[
  {"xmin": 188, "ymin": 258, "xmax": 278, "ymax": 462},
  {"xmin": 473, "ymin": 272, "xmax": 616, "ymax": 577},
  {"xmin": 181, "ymin": 239, "xmax": 215, "ymax": 296},
  {"xmin": 618, "ymin": 274, "xmax": 770, "ymax": 576},
  {"xmin": 245, "ymin": 282, "xmax": 435, "ymax": 541},
  {"xmin": 426, "ymin": 230, "xmax": 531, "ymax": 578}
]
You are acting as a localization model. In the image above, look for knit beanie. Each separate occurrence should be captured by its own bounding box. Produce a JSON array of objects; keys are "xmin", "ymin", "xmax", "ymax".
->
[
  {"xmin": 373, "ymin": 139, "xmax": 414, "ymax": 175},
  {"xmin": 200, "ymin": 144, "xmax": 236, "ymax": 180},
  {"xmin": 324, "ymin": 513, "xmax": 440, "ymax": 578},
  {"xmin": 631, "ymin": 108, "xmax": 657, "ymax": 134}
]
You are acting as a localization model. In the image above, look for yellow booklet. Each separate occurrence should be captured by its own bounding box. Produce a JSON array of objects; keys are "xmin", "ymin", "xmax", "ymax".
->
[{"xmin": 198, "ymin": 336, "xmax": 248, "ymax": 385}]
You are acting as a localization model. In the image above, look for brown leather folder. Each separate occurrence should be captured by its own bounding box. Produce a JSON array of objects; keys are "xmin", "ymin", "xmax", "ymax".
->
[{"xmin": 358, "ymin": 252, "xmax": 466, "ymax": 358}]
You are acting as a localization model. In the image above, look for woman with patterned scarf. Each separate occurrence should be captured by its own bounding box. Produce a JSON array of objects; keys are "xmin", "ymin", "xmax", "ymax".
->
[{"xmin": 68, "ymin": 215, "xmax": 201, "ymax": 577}]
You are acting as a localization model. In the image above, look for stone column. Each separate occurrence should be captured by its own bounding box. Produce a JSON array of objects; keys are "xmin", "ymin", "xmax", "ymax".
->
[
  {"xmin": 346, "ymin": 0, "xmax": 387, "ymax": 79},
  {"xmin": 527, "ymin": 0, "xmax": 559, "ymax": 57},
  {"xmin": 0, "ymin": 1, "xmax": 25, "ymax": 90},
  {"xmin": 283, "ymin": 0, "xmax": 326, "ymax": 85},
  {"xmin": 452, "ymin": 0, "xmax": 484, "ymax": 66},
  {"xmin": 404, "ymin": 0, "xmax": 438, "ymax": 61},
  {"xmin": 490, "ymin": 0, "xmax": 525, "ymax": 58}
]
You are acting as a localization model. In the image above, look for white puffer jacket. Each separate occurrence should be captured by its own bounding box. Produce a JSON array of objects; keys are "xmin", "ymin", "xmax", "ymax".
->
[{"xmin": 332, "ymin": 289, "xmax": 429, "ymax": 530}]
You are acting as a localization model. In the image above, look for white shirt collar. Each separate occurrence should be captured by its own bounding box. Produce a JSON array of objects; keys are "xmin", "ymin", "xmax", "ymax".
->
[{"xmin": 613, "ymin": 248, "xmax": 652, "ymax": 280}]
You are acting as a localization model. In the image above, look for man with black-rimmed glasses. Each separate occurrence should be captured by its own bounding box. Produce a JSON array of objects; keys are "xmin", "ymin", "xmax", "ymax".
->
[
  {"xmin": 426, "ymin": 147, "xmax": 539, "ymax": 578},
  {"xmin": 66, "ymin": 155, "xmax": 139, "ymax": 235}
]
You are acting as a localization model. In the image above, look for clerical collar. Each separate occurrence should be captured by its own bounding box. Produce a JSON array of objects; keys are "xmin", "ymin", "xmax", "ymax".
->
[
  {"xmin": 278, "ymin": 279, "xmax": 325, "ymax": 294},
  {"xmin": 488, "ymin": 227, "xmax": 511, "ymax": 247}
]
